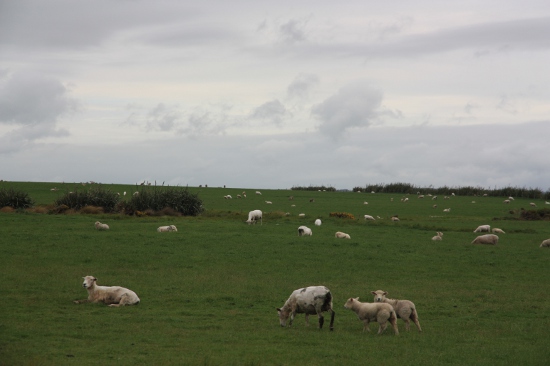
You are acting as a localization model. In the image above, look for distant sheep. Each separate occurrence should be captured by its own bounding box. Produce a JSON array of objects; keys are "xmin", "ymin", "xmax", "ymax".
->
[
  {"xmin": 471, "ymin": 234, "xmax": 499, "ymax": 245},
  {"xmin": 335, "ymin": 231, "xmax": 350, "ymax": 239},
  {"xmin": 364, "ymin": 215, "xmax": 375, "ymax": 221},
  {"xmin": 432, "ymin": 232, "xmax": 443, "ymax": 241},
  {"xmin": 372, "ymin": 290, "xmax": 422, "ymax": 332},
  {"xmin": 314, "ymin": 219, "xmax": 322, "ymax": 226},
  {"xmin": 246, "ymin": 209, "xmax": 263, "ymax": 225},
  {"xmin": 540, "ymin": 239, "xmax": 550, "ymax": 248},
  {"xmin": 94, "ymin": 221, "xmax": 109, "ymax": 231},
  {"xmin": 363, "ymin": 201, "xmax": 369, "ymax": 205},
  {"xmin": 298, "ymin": 226, "xmax": 312, "ymax": 236},
  {"xmin": 265, "ymin": 201, "xmax": 272, "ymax": 204},
  {"xmin": 474, "ymin": 225, "xmax": 491, "ymax": 233},
  {"xmin": 255, "ymin": 191, "xmax": 262, "ymax": 195},
  {"xmin": 298, "ymin": 213, "xmax": 305, "ymax": 217},
  {"xmin": 157, "ymin": 225, "xmax": 177, "ymax": 232},
  {"xmin": 443, "ymin": 208, "xmax": 451, "ymax": 212},
  {"xmin": 74, "ymin": 276, "xmax": 140, "ymax": 307},
  {"xmin": 224, "ymin": 195, "xmax": 232, "ymax": 199},
  {"xmin": 503, "ymin": 200, "xmax": 510, "ymax": 204},
  {"xmin": 391, "ymin": 216, "xmax": 400, "ymax": 222},
  {"xmin": 492, "ymin": 228, "xmax": 505, "ymax": 234},
  {"xmin": 344, "ymin": 297, "xmax": 399, "ymax": 335},
  {"xmin": 508, "ymin": 196, "xmax": 514, "ymax": 200},
  {"xmin": 530, "ymin": 202, "xmax": 537, "ymax": 207}
]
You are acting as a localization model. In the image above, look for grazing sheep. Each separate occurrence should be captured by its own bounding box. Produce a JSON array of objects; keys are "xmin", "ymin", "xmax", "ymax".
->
[
  {"xmin": 94, "ymin": 221, "xmax": 110, "ymax": 231},
  {"xmin": 277, "ymin": 286, "xmax": 335, "ymax": 330},
  {"xmin": 371, "ymin": 290, "xmax": 422, "ymax": 332},
  {"xmin": 391, "ymin": 216, "xmax": 400, "ymax": 222},
  {"xmin": 314, "ymin": 219, "xmax": 322, "ymax": 226},
  {"xmin": 418, "ymin": 195, "xmax": 424, "ymax": 199},
  {"xmin": 363, "ymin": 201, "xmax": 369, "ymax": 205},
  {"xmin": 443, "ymin": 208, "xmax": 451, "ymax": 212},
  {"xmin": 539, "ymin": 239, "xmax": 550, "ymax": 248},
  {"xmin": 432, "ymin": 232, "xmax": 443, "ymax": 241},
  {"xmin": 335, "ymin": 231, "xmax": 350, "ymax": 239},
  {"xmin": 74, "ymin": 276, "xmax": 140, "ymax": 307},
  {"xmin": 298, "ymin": 226, "xmax": 313, "ymax": 236},
  {"xmin": 508, "ymin": 196, "xmax": 514, "ymax": 200},
  {"xmin": 471, "ymin": 234, "xmax": 499, "ymax": 245},
  {"xmin": 503, "ymin": 199, "xmax": 510, "ymax": 204},
  {"xmin": 474, "ymin": 225, "xmax": 491, "ymax": 233},
  {"xmin": 364, "ymin": 215, "xmax": 375, "ymax": 221},
  {"xmin": 246, "ymin": 209, "xmax": 263, "ymax": 225},
  {"xmin": 298, "ymin": 213, "xmax": 305, "ymax": 217},
  {"xmin": 432, "ymin": 204, "xmax": 437, "ymax": 209},
  {"xmin": 224, "ymin": 195, "xmax": 232, "ymax": 199},
  {"xmin": 343, "ymin": 297, "xmax": 399, "ymax": 335},
  {"xmin": 157, "ymin": 225, "xmax": 177, "ymax": 232},
  {"xmin": 530, "ymin": 202, "xmax": 537, "ymax": 207},
  {"xmin": 492, "ymin": 228, "xmax": 505, "ymax": 234},
  {"xmin": 255, "ymin": 191, "xmax": 262, "ymax": 195}
]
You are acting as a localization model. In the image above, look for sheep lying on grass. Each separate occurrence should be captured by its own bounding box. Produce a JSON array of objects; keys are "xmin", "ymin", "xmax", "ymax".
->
[
  {"xmin": 472, "ymin": 234, "xmax": 499, "ymax": 245},
  {"xmin": 432, "ymin": 232, "xmax": 443, "ymax": 241},
  {"xmin": 492, "ymin": 228, "xmax": 505, "ymax": 234},
  {"xmin": 371, "ymin": 290, "xmax": 422, "ymax": 332},
  {"xmin": 344, "ymin": 297, "xmax": 399, "ymax": 335},
  {"xmin": 157, "ymin": 225, "xmax": 177, "ymax": 232},
  {"xmin": 94, "ymin": 221, "xmax": 109, "ymax": 230},
  {"xmin": 474, "ymin": 225, "xmax": 491, "ymax": 233},
  {"xmin": 335, "ymin": 231, "xmax": 350, "ymax": 239},
  {"xmin": 298, "ymin": 226, "xmax": 312, "ymax": 236},
  {"xmin": 74, "ymin": 276, "xmax": 140, "ymax": 307},
  {"xmin": 314, "ymin": 219, "xmax": 322, "ymax": 226},
  {"xmin": 540, "ymin": 239, "xmax": 550, "ymax": 248}
]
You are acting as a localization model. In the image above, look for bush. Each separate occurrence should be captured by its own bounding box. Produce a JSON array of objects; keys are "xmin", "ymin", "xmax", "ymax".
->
[
  {"xmin": 0, "ymin": 188, "xmax": 34, "ymax": 209},
  {"xmin": 128, "ymin": 186, "xmax": 203, "ymax": 216},
  {"xmin": 519, "ymin": 208, "xmax": 550, "ymax": 221},
  {"xmin": 329, "ymin": 212, "xmax": 355, "ymax": 220},
  {"xmin": 54, "ymin": 186, "xmax": 120, "ymax": 213}
]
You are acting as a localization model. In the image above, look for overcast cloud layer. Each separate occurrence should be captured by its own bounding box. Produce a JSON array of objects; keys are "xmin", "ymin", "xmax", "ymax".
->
[{"xmin": 1, "ymin": 0, "xmax": 549, "ymax": 190}]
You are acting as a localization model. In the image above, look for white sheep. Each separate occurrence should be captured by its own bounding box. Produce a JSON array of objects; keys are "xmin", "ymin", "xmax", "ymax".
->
[
  {"xmin": 530, "ymin": 202, "xmax": 537, "ymax": 207},
  {"xmin": 471, "ymin": 234, "xmax": 499, "ymax": 245},
  {"xmin": 255, "ymin": 191, "xmax": 262, "ymax": 195},
  {"xmin": 443, "ymin": 208, "xmax": 451, "ymax": 212},
  {"xmin": 246, "ymin": 209, "xmax": 263, "ymax": 225},
  {"xmin": 503, "ymin": 199, "xmax": 510, "ymax": 204},
  {"xmin": 298, "ymin": 213, "xmax": 305, "ymax": 217},
  {"xmin": 473, "ymin": 225, "xmax": 491, "ymax": 233},
  {"xmin": 157, "ymin": 225, "xmax": 177, "ymax": 232},
  {"xmin": 363, "ymin": 201, "xmax": 369, "ymax": 205},
  {"xmin": 277, "ymin": 286, "xmax": 335, "ymax": 330},
  {"xmin": 492, "ymin": 228, "xmax": 505, "ymax": 234},
  {"xmin": 364, "ymin": 215, "xmax": 375, "ymax": 221},
  {"xmin": 343, "ymin": 297, "xmax": 399, "ymax": 335},
  {"xmin": 314, "ymin": 219, "xmax": 322, "ymax": 226},
  {"xmin": 431, "ymin": 232, "xmax": 443, "ymax": 241},
  {"xmin": 508, "ymin": 196, "xmax": 514, "ymax": 200},
  {"xmin": 335, "ymin": 231, "xmax": 350, "ymax": 239},
  {"xmin": 265, "ymin": 201, "xmax": 272, "ymax": 204},
  {"xmin": 94, "ymin": 221, "xmax": 110, "ymax": 231},
  {"xmin": 298, "ymin": 226, "xmax": 312, "ymax": 236},
  {"xmin": 74, "ymin": 276, "xmax": 140, "ymax": 307},
  {"xmin": 391, "ymin": 216, "xmax": 400, "ymax": 222},
  {"xmin": 540, "ymin": 239, "xmax": 550, "ymax": 248},
  {"xmin": 224, "ymin": 195, "xmax": 232, "ymax": 199},
  {"xmin": 371, "ymin": 290, "xmax": 422, "ymax": 332}
]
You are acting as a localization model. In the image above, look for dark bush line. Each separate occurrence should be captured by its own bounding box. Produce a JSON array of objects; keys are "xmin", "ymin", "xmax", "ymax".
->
[
  {"xmin": 353, "ymin": 182, "xmax": 550, "ymax": 199},
  {"xmin": 0, "ymin": 188, "xmax": 34, "ymax": 209},
  {"xmin": 291, "ymin": 185, "xmax": 336, "ymax": 192}
]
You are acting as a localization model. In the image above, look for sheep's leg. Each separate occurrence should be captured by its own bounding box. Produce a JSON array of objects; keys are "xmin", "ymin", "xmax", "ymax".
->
[
  {"xmin": 404, "ymin": 318, "xmax": 411, "ymax": 331},
  {"xmin": 317, "ymin": 313, "xmax": 324, "ymax": 329},
  {"xmin": 328, "ymin": 309, "xmax": 335, "ymax": 331},
  {"xmin": 73, "ymin": 299, "xmax": 90, "ymax": 304},
  {"xmin": 411, "ymin": 310, "xmax": 422, "ymax": 332},
  {"xmin": 378, "ymin": 321, "xmax": 387, "ymax": 335},
  {"xmin": 390, "ymin": 316, "xmax": 400, "ymax": 335},
  {"xmin": 304, "ymin": 313, "xmax": 309, "ymax": 326},
  {"xmin": 362, "ymin": 319, "xmax": 371, "ymax": 332}
]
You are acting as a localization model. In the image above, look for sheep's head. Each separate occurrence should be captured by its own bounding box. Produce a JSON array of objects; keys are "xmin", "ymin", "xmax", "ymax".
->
[
  {"xmin": 82, "ymin": 276, "xmax": 97, "ymax": 289},
  {"xmin": 371, "ymin": 290, "xmax": 387, "ymax": 302},
  {"xmin": 344, "ymin": 297, "xmax": 359, "ymax": 309},
  {"xmin": 277, "ymin": 307, "xmax": 291, "ymax": 327}
]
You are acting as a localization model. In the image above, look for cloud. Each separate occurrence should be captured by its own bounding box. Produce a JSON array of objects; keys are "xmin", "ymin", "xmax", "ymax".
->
[
  {"xmin": 279, "ymin": 18, "xmax": 308, "ymax": 44},
  {"xmin": 287, "ymin": 73, "xmax": 319, "ymax": 100},
  {"xmin": 312, "ymin": 82, "xmax": 383, "ymax": 138},
  {"xmin": 250, "ymin": 100, "xmax": 289, "ymax": 126}
]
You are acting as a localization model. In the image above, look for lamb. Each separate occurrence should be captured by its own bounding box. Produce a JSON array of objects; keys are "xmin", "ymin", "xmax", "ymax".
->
[
  {"xmin": 94, "ymin": 221, "xmax": 110, "ymax": 231},
  {"xmin": 255, "ymin": 191, "xmax": 262, "ymax": 195},
  {"xmin": 74, "ymin": 276, "xmax": 140, "ymax": 307},
  {"xmin": 277, "ymin": 286, "xmax": 335, "ymax": 330},
  {"xmin": 335, "ymin": 231, "xmax": 350, "ymax": 239},
  {"xmin": 343, "ymin": 297, "xmax": 399, "ymax": 335},
  {"xmin": 530, "ymin": 202, "xmax": 537, "ymax": 207},
  {"xmin": 246, "ymin": 209, "xmax": 263, "ymax": 225},
  {"xmin": 492, "ymin": 228, "xmax": 505, "ymax": 234},
  {"xmin": 443, "ymin": 208, "xmax": 451, "ymax": 212},
  {"xmin": 265, "ymin": 201, "xmax": 273, "ymax": 204},
  {"xmin": 157, "ymin": 225, "xmax": 177, "ymax": 232},
  {"xmin": 314, "ymin": 219, "xmax": 322, "ymax": 226},
  {"xmin": 364, "ymin": 215, "xmax": 375, "ymax": 221},
  {"xmin": 298, "ymin": 226, "xmax": 312, "ymax": 236},
  {"xmin": 391, "ymin": 216, "xmax": 400, "ymax": 222},
  {"xmin": 474, "ymin": 225, "xmax": 491, "ymax": 233},
  {"xmin": 371, "ymin": 290, "xmax": 422, "ymax": 332},
  {"xmin": 503, "ymin": 199, "xmax": 510, "ymax": 204},
  {"xmin": 298, "ymin": 213, "xmax": 305, "ymax": 217},
  {"xmin": 432, "ymin": 232, "xmax": 443, "ymax": 241},
  {"xmin": 471, "ymin": 234, "xmax": 499, "ymax": 245},
  {"xmin": 224, "ymin": 195, "xmax": 232, "ymax": 199},
  {"xmin": 540, "ymin": 239, "xmax": 550, "ymax": 248}
]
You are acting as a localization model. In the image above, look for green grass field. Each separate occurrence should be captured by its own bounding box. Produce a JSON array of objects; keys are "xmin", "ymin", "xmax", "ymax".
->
[{"xmin": 1, "ymin": 182, "xmax": 549, "ymax": 365}]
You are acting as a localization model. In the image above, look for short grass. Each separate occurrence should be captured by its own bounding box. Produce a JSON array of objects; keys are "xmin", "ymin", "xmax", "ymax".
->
[{"xmin": 0, "ymin": 182, "xmax": 549, "ymax": 365}]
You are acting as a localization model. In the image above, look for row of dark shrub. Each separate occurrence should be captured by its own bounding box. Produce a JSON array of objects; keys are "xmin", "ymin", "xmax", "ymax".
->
[
  {"xmin": 0, "ymin": 186, "xmax": 204, "ymax": 216},
  {"xmin": 291, "ymin": 185, "xmax": 336, "ymax": 192},
  {"xmin": 353, "ymin": 182, "xmax": 550, "ymax": 199}
]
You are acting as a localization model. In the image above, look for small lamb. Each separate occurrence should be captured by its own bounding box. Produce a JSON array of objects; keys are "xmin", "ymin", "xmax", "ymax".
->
[
  {"xmin": 298, "ymin": 226, "xmax": 312, "ymax": 236},
  {"xmin": 473, "ymin": 225, "xmax": 491, "ymax": 233},
  {"xmin": 492, "ymin": 228, "xmax": 505, "ymax": 234},
  {"xmin": 335, "ymin": 231, "xmax": 350, "ymax": 239},
  {"xmin": 432, "ymin": 232, "xmax": 443, "ymax": 241},
  {"xmin": 94, "ymin": 221, "xmax": 109, "ymax": 231},
  {"xmin": 540, "ymin": 239, "xmax": 550, "ymax": 248},
  {"xmin": 344, "ymin": 297, "xmax": 399, "ymax": 335},
  {"xmin": 371, "ymin": 290, "xmax": 422, "ymax": 332}
]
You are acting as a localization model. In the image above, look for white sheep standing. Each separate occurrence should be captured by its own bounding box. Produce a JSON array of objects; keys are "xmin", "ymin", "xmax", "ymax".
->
[
  {"xmin": 74, "ymin": 276, "xmax": 140, "ymax": 307},
  {"xmin": 503, "ymin": 199, "xmax": 510, "ymax": 204},
  {"xmin": 255, "ymin": 191, "xmax": 262, "ymax": 195},
  {"xmin": 471, "ymin": 234, "xmax": 499, "ymax": 245},
  {"xmin": 364, "ymin": 215, "xmax": 375, "ymax": 221},
  {"xmin": 540, "ymin": 239, "xmax": 550, "ymax": 248},
  {"xmin": 530, "ymin": 202, "xmax": 537, "ymax": 207},
  {"xmin": 474, "ymin": 225, "xmax": 491, "ymax": 233},
  {"xmin": 298, "ymin": 226, "xmax": 312, "ymax": 236},
  {"xmin": 391, "ymin": 216, "xmax": 400, "ymax": 222},
  {"xmin": 157, "ymin": 225, "xmax": 177, "ymax": 232},
  {"xmin": 314, "ymin": 219, "xmax": 322, "ymax": 226},
  {"xmin": 492, "ymin": 228, "xmax": 505, "ymax": 234},
  {"xmin": 431, "ymin": 232, "xmax": 443, "ymax": 241},
  {"xmin": 335, "ymin": 231, "xmax": 350, "ymax": 239},
  {"xmin": 246, "ymin": 209, "xmax": 263, "ymax": 225},
  {"xmin": 94, "ymin": 221, "xmax": 110, "ymax": 231},
  {"xmin": 343, "ymin": 297, "xmax": 399, "ymax": 335},
  {"xmin": 371, "ymin": 290, "xmax": 422, "ymax": 332}
]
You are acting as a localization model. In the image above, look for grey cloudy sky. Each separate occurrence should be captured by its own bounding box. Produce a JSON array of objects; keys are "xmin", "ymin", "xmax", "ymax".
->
[{"xmin": 1, "ymin": 0, "xmax": 549, "ymax": 190}]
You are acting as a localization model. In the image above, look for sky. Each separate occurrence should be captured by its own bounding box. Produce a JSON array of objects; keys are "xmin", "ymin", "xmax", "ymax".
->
[{"xmin": 1, "ymin": 0, "xmax": 549, "ymax": 191}]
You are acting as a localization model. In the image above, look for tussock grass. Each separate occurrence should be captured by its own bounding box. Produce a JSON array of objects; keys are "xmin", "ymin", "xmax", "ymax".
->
[{"xmin": 0, "ymin": 183, "xmax": 549, "ymax": 365}]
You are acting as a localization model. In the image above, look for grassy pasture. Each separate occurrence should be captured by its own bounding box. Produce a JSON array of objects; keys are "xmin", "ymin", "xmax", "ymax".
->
[{"xmin": 0, "ymin": 182, "xmax": 549, "ymax": 365}]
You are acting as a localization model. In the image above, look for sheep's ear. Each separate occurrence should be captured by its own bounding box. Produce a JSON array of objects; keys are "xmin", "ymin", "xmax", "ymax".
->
[
  {"xmin": 276, "ymin": 308, "xmax": 281, "ymax": 312},
  {"xmin": 371, "ymin": 291, "xmax": 377, "ymax": 295},
  {"xmin": 93, "ymin": 277, "xmax": 97, "ymax": 281},
  {"xmin": 355, "ymin": 297, "xmax": 359, "ymax": 301},
  {"xmin": 383, "ymin": 291, "xmax": 388, "ymax": 295}
]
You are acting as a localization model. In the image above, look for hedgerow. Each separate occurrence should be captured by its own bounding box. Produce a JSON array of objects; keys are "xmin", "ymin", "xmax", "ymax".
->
[{"xmin": 0, "ymin": 188, "xmax": 34, "ymax": 209}]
